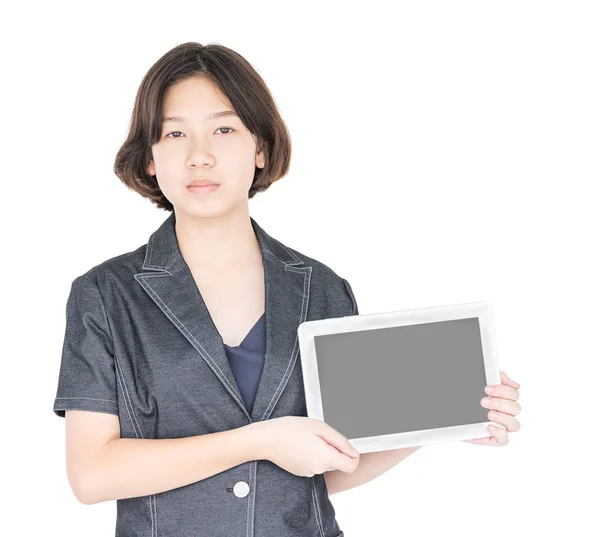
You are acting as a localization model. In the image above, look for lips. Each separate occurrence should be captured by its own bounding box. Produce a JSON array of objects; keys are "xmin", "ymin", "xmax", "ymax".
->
[{"xmin": 188, "ymin": 178, "xmax": 219, "ymax": 187}]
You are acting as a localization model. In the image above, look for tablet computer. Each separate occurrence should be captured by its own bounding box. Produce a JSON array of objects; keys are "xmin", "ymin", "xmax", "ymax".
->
[{"xmin": 297, "ymin": 301, "xmax": 501, "ymax": 454}]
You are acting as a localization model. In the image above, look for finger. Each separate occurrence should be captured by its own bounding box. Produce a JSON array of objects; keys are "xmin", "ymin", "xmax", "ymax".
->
[
  {"xmin": 481, "ymin": 395, "xmax": 522, "ymax": 416},
  {"xmin": 464, "ymin": 437, "xmax": 494, "ymax": 446},
  {"xmin": 488, "ymin": 425, "xmax": 509, "ymax": 446},
  {"xmin": 326, "ymin": 443, "xmax": 360, "ymax": 473},
  {"xmin": 485, "ymin": 383, "xmax": 520, "ymax": 402},
  {"xmin": 500, "ymin": 371, "xmax": 521, "ymax": 389},
  {"xmin": 486, "ymin": 409, "xmax": 521, "ymax": 433},
  {"xmin": 463, "ymin": 433, "xmax": 497, "ymax": 446},
  {"xmin": 464, "ymin": 425, "xmax": 508, "ymax": 447},
  {"xmin": 317, "ymin": 423, "xmax": 359, "ymax": 458}
]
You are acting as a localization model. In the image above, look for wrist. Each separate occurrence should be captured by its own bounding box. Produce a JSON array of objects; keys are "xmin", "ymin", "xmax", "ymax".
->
[{"xmin": 241, "ymin": 421, "xmax": 271, "ymax": 462}]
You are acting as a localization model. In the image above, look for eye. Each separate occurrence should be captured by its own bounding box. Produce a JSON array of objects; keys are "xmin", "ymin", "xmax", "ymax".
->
[{"xmin": 165, "ymin": 127, "xmax": 235, "ymax": 138}]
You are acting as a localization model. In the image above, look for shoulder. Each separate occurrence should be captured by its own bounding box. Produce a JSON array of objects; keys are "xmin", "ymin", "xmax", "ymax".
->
[
  {"xmin": 265, "ymin": 231, "xmax": 346, "ymax": 283},
  {"xmin": 281, "ymin": 242, "xmax": 345, "ymax": 281},
  {"xmin": 70, "ymin": 243, "xmax": 147, "ymax": 290},
  {"xmin": 269, "ymin": 238, "xmax": 358, "ymax": 316}
]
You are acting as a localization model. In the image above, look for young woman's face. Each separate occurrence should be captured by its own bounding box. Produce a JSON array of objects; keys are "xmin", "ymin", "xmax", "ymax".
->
[{"xmin": 147, "ymin": 76, "xmax": 265, "ymax": 217}]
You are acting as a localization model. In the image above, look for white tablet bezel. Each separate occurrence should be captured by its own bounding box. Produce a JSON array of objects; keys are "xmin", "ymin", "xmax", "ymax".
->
[{"xmin": 297, "ymin": 301, "xmax": 502, "ymax": 453}]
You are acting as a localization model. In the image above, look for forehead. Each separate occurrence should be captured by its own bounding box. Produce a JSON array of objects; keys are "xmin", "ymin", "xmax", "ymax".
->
[{"xmin": 161, "ymin": 76, "xmax": 235, "ymax": 120}]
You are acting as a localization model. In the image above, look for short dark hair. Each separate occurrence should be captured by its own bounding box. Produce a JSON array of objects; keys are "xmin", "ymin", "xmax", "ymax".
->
[{"xmin": 113, "ymin": 42, "xmax": 292, "ymax": 212}]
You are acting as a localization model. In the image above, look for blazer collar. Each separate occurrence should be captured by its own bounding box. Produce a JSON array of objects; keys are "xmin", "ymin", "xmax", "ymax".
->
[
  {"xmin": 133, "ymin": 211, "xmax": 312, "ymax": 424},
  {"xmin": 141, "ymin": 211, "xmax": 302, "ymax": 271}
]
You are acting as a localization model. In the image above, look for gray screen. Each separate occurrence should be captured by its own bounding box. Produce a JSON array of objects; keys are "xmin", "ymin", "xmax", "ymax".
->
[{"xmin": 314, "ymin": 317, "xmax": 490, "ymax": 439}]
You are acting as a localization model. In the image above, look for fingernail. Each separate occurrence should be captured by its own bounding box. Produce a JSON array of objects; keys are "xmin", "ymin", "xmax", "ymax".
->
[{"xmin": 485, "ymin": 386, "xmax": 495, "ymax": 394}]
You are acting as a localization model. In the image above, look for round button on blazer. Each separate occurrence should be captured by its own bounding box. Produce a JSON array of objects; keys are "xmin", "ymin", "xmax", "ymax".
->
[{"xmin": 53, "ymin": 212, "xmax": 359, "ymax": 537}]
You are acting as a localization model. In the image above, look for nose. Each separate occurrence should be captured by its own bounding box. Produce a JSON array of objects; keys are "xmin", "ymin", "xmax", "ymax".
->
[{"xmin": 186, "ymin": 135, "xmax": 215, "ymax": 168}]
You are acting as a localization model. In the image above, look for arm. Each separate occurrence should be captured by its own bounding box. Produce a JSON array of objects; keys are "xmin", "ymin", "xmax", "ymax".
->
[
  {"xmin": 79, "ymin": 422, "xmax": 264, "ymax": 504},
  {"xmin": 324, "ymin": 445, "xmax": 422, "ymax": 496}
]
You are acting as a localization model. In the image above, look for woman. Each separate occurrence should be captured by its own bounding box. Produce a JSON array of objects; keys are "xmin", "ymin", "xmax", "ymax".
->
[{"xmin": 54, "ymin": 42, "xmax": 361, "ymax": 537}]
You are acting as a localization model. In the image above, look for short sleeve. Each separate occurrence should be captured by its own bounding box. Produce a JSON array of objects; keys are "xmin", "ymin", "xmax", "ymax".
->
[
  {"xmin": 53, "ymin": 275, "xmax": 119, "ymax": 418},
  {"xmin": 341, "ymin": 278, "xmax": 359, "ymax": 316}
]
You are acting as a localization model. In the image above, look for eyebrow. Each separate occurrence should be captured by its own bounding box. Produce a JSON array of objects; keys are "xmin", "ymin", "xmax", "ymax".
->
[{"xmin": 161, "ymin": 110, "xmax": 239, "ymax": 123}]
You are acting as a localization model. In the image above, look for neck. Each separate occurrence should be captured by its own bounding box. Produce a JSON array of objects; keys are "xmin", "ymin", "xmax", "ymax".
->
[{"xmin": 173, "ymin": 206, "xmax": 261, "ymax": 272}]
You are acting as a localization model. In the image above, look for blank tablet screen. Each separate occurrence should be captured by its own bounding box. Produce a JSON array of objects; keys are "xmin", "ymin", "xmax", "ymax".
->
[{"xmin": 313, "ymin": 317, "xmax": 490, "ymax": 440}]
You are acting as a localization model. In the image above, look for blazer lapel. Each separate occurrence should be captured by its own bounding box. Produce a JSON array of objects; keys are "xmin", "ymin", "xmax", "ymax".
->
[{"xmin": 133, "ymin": 212, "xmax": 312, "ymax": 424}]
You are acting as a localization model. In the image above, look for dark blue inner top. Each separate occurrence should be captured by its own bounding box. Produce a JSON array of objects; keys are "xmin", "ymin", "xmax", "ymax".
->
[{"xmin": 223, "ymin": 312, "xmax": 266, "ymax": 413}]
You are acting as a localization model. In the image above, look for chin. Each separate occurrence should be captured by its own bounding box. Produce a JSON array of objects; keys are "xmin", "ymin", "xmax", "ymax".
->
[{"xmin": 175, "ymin": 201, "xmax": 230, "ymax": 220}]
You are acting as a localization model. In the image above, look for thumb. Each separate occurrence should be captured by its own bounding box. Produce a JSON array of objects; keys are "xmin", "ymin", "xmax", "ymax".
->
[
  {"xmin": 325, "ymin": 442, "xmax": 360, "ymax": 473},
  {"xmin": 317, "ymin": 423, "xmax": 359, "ymax": 459}
]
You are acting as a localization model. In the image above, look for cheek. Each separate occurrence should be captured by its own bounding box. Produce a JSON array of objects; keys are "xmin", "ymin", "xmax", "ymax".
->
[
  {"xmin": 152, "ymin": 151, "xmax": 186, "ymax": 186},
  {"xmin": 153, "ymin": 138, "xmax": 184, "ymax": 159},
  {"xmin": 155, "ymin": 146, "xmax": 181, "ymax": 166}
]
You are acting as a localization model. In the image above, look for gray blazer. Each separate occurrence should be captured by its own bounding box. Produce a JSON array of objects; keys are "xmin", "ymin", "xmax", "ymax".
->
[{"xmin": 53, "ymin": 211, "xmax": 359, "ymax": 537}]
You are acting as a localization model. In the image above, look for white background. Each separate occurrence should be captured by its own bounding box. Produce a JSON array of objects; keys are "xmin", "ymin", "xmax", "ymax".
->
[{"xmin": 3, "ymin": 1, "xmax": 598, "ymax": 535}]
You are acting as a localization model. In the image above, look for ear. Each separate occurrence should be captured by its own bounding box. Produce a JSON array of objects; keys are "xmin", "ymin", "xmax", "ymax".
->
[
  {"xmin": 255, "ymin": 146, "xmax": 265, "ymax": 169},
  {"xmin": 147, "ymin": 160, "xmax": 156, "ymax": 176}
]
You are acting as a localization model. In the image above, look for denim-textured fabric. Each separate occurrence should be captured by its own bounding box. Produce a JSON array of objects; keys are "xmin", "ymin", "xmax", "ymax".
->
[
  {"xmin": 53, "ymin": 211, "xmax": 359, "ymax": 537},
  {"xmin": 223, "ymin": 312, "xmax": 266, "ymax": 413}
]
